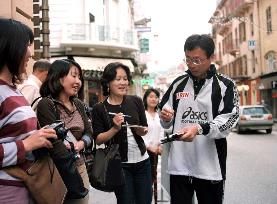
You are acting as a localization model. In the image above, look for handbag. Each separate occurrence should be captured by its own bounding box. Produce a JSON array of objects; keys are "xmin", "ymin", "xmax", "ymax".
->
[
  {"xmin": 4, "ymin": 155, "xmax": 67, "ymax": 204},
  {"xmin": 82, "ymin": 147, "xmax": 94, "ymax": 176},
  {"xmin": 89, "ymin": 143, "xmax": 125, "ymax": 192},
  {"xmin": 89, "ymin": 102, "xmax": 125, "ymax": 192}
]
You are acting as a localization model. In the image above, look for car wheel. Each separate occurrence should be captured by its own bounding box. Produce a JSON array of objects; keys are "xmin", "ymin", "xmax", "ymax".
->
[
  {"xmin": 266, "ymin": 129, "xmax": 272, "ymax": 134},
  {"xmin": 237, "ymin": 125, "xmax": 242, "ymax": 134}
]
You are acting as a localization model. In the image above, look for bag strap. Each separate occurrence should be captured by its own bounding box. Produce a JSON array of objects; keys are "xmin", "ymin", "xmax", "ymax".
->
[
  {"xmin": 31, "ymin": 96, "xmax": 42, "ymax": 108},
  {"xmin": 101, "ymin": 102, "xmax": 112, "ymax": 129},
  {"xmin": 4, "ymin": 166, "xmax": 28, "ymax": 181},
  {"xmin": 47, "ymin": 96, "xmax": 60, "ymax": 120},
  {"xmin": 92, "ymin": 102, "xmax": 114, "ymax": 151}
]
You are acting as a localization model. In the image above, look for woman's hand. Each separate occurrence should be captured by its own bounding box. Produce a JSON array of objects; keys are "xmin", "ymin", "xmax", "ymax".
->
[
  {"xmin": 74, "ymin": 140, "xmax": 85, "ymax": 153},
  {"xmin": 112, "ymin": 113, "xmax": 124, "ymax": 130},
  {"xmin": 22, "ymin": 128, "xmax": 57, "ymax": 152},
  {"xmin": 134, "ymin": 127, "xmax": 148, "ymax": 136},
  {"xmin": 148, "ymin": 146, "xmax": 158, "ymax": 154},
  {"xmin": 158, "ymin": 145, "xmax": 163, "ymax": 155}
]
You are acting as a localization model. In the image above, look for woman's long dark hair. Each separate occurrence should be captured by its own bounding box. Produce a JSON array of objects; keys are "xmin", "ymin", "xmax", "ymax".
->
[
  {"xmin": 0, "ymin": 18, "xmax": 34, "ymax": 83},
  {"xmin": 143, "ymin": 88, "xmax": 160, "ymax": 111},
  {"xmin": 40, "ymin": 59, "xmax": 84, "ymax": 100}
]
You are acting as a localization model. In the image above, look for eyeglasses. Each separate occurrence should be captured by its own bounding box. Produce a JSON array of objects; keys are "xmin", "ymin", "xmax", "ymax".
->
[{"xmin": 183, "ymin": 57, "xmax": 207, "ymax": 65}]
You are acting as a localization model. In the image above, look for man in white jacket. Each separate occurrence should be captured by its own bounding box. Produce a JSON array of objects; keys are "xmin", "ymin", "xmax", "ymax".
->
[
  {"xmin": 159, "ymin": 34, "xmax": 239, "ymax": 204},
  {"xmin": 18, "ymin": 59, "xmax": 50, "ymax": 110}
]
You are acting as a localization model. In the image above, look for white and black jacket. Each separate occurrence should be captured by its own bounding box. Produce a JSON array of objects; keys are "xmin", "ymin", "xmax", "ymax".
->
[{"xmin": 160, "ymin": 65, "xmax": 239, "ymax": 180}]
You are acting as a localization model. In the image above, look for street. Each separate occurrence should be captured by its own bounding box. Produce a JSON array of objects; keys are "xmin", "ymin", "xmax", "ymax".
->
[
  {"xmin": 89, "ymin": 124, "xmax": 277, "ymax": 204},
  {"xmin": 224, "ymin": 125, "xmax": 277, "ymax": 204}
]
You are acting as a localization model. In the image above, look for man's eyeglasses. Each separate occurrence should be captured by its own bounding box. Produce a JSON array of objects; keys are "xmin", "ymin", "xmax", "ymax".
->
[{"xmin": 183, "ymin": 57, "xmax": 207, "ymax": 65}]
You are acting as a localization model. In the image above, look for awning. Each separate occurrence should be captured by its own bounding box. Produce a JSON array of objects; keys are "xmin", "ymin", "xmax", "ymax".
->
[{"xmin": 50, "ymin": 57, "xmax": 134, "ymax": 72}]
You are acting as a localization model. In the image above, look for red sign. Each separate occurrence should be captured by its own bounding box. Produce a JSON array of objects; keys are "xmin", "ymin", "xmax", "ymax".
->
[{"xmin": 272, "ymin": 92, "xmax": 277, "ymax": 98}]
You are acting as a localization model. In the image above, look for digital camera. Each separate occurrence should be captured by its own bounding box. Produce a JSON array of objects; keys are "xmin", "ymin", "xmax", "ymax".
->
[
  {"xmin": 46, "ymin": 121, "xmax": 68, "ymax": 140},
  {"xmin": 46, "ymin": 121, "xmax": 79, "ymax": 161}
]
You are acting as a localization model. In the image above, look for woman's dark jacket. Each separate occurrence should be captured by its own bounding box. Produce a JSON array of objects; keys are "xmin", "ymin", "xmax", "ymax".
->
[
  {"xmin": 91, "ymin": 95, "xmax": 148, "ymax": 162},
  {"xmin": 37, "ymin": 97, "xmax": 93, "ymax": 147}
]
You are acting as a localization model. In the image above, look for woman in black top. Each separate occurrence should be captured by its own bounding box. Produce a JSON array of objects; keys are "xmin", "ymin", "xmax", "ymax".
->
[{"xmin": 91, "ymin": 62, "xmax": 152, "ymax": 204}]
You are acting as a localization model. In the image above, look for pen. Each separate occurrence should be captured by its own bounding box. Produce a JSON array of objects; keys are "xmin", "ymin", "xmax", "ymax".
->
[{"xmin": 108, "ymin": 112, "xmax": 132, "ymax": 118}]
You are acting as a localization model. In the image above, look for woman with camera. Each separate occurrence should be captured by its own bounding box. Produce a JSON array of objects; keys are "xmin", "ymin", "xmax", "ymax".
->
[
  {"xmin": 91, "ymin": 62, "xmax": 152, "ymax": 204},
  {"xmin": 36, "ymin": 59, "xmax": 93, "ymax": 204},
  {"xmin": 0, "ymin": 18, "xmax": 57, "ymax": 203}
]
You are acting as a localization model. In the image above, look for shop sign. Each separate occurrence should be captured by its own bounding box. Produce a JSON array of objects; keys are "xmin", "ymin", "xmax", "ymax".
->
[{"xmin": 248, "ymin": 40, "xmax": 256, "ymax": 50}]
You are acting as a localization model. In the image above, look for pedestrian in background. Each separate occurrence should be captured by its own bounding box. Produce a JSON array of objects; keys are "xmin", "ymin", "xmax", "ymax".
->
[
  {"xmin": 143, "ymin": 88, "xmax": 164, "ymax": 204},
  {"xmin": 91, "ymin": 62, "xmax": 152, "ymax": 204},
  {"xmin": 0, "ymin": 18, "xmax": 57, "ymax": 204},
  {"xmin": 36, "ymin": 59, "xmax": 93, "ymax": 204},
  {"xmin": 18, "ymin": 59, "xmax": 51, "ymax": 110},
  {"xmin": 159, "ymin": 34, "xmax": 239, "ymax": 204}
]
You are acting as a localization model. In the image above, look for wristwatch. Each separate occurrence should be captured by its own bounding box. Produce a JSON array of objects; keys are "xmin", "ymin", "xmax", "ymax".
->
[{"xmin": 196, "ymin": 124, "xmax": 203, "ymax": 135}]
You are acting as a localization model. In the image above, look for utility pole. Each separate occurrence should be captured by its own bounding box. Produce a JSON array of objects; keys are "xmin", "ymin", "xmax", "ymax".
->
[
  {"xmin": 33, "ymin": 0, "xmax": 50, "ymax": 59},
  {"xmin": 41, "ymin": 0, "xmax": 50, "ymax": 59}
]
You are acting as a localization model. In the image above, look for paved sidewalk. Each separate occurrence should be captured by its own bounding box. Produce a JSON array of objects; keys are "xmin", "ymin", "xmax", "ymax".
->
[
  {"xmin": 89, "ymin": 187, "xmax": 116, "ymax": 204},
  {"xmin": 88, "ymin": 155, "xmax": 170, "ymax": 204}
]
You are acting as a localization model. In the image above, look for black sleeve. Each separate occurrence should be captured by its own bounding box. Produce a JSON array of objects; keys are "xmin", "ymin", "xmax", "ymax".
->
[
  {"xmin": 37, "ymin": 97, "xmax": 58, "ymax": 127},
  {"xmin": 91, "ymin": 103, "xmax": 108, "ymax": 138},
  {"xmin": 133, "ymin": 96, "xmax": 148, "ymax": 127}
]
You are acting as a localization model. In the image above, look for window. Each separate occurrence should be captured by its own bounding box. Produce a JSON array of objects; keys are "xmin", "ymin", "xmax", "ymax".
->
[
  {"xmin": 249, "ymin": 13, "xmax": 254, "ymax": 36},
  {"xmin": 239, "ymin": 22, "xmax": 246, "ymax": 43},
  {"xmin": 266, "ymin": 6, "xmax": 272, "ymax": 34},
  {"xmin": 235, "ymin": 28, "xmax": 239, "ymax": 47},
  {"xmin": 265, "ymin": 51, "xmax": 276, "ymax": 71},
  {"xmin": 242, "ymin": 55, "xmax": 247, "ymax": 76},
  {"xmin": 251, "ymin": 50, "xmax": 255, "ymax": 73}
]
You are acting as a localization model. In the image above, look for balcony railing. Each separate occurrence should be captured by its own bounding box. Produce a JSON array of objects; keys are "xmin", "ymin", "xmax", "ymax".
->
[
  {"xmin": 217, "ymin": 17, "xmax": 231, "ymax": 36},
  {"xmin": 229, "ymin": 0, "xmax": 254, "ymax": 16},
  {"xmin": 61, "ymin": 23, "xmax": 135, "ymax": 46}
]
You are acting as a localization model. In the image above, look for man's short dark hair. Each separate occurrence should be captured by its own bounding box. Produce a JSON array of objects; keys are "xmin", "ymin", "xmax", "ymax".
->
[
  {"xmin": 33, "ymin": 59, "xmax": 51, "ymax": 72},
  {"xmin": 184, "ymin": 34, "xmax": 215, "ymax": 58}
]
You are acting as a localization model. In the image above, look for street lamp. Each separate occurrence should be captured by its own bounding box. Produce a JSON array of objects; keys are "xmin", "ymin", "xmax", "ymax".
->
[
  {"xmin": 237, "ymin": 84, "xmax": 249, "ymax": 105},
  {"xmin": 237, "ymin": 84, "xmax": 249, "ymax": 92}
]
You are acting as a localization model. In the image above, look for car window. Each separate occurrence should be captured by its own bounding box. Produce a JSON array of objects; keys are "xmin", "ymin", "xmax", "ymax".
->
[{"xmin": 242, "ymin": 107, "xmax": 269, "ymax": 115}]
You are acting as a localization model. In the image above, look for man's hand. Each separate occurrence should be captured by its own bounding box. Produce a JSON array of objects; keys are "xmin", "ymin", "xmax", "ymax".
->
[
  {"xmin": 178, "ymin": 125, "xmax": 199, "ymax": 142},
  {"xmin": 160, "ymin": 108, "xmax": 174, "ymax": 122}
]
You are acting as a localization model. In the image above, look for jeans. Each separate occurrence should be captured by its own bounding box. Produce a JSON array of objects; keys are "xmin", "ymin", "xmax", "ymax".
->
[{"xmin": 114, "ymin": 158, "xmax": 152, "ymax": 204}]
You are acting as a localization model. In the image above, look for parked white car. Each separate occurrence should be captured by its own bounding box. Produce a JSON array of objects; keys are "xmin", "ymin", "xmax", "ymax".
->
[{"xmin": 236, "ymin": 105, "xmax": 273, "ymax": 134}]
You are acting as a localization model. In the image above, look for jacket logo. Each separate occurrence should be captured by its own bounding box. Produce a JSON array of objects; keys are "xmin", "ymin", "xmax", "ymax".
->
[
  {"xmin": 176, "ymin": 92, "xmax": 189, "ymax": 100},
  {"xmin": 182, "ymin": 107, "xmax": 208, "ymax": 121}
]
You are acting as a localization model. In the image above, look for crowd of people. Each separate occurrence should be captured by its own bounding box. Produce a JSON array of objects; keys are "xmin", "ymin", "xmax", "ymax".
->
[{"xmin": 0, "ymin": 17, "xmax": 239, "ymax": 204}]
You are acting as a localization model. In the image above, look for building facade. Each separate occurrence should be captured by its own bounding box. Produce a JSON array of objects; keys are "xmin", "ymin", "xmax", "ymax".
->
[
  {"xmin": 210, "ymin": 0, "xmax": 277, "ymax": 118},
  {"xmin": 48, "ymin": 0, "xmax": 139, "ymax": 105},
  {"xmin": 0, "ymin": 0, "xmax": 35, "ymax": 74}
]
